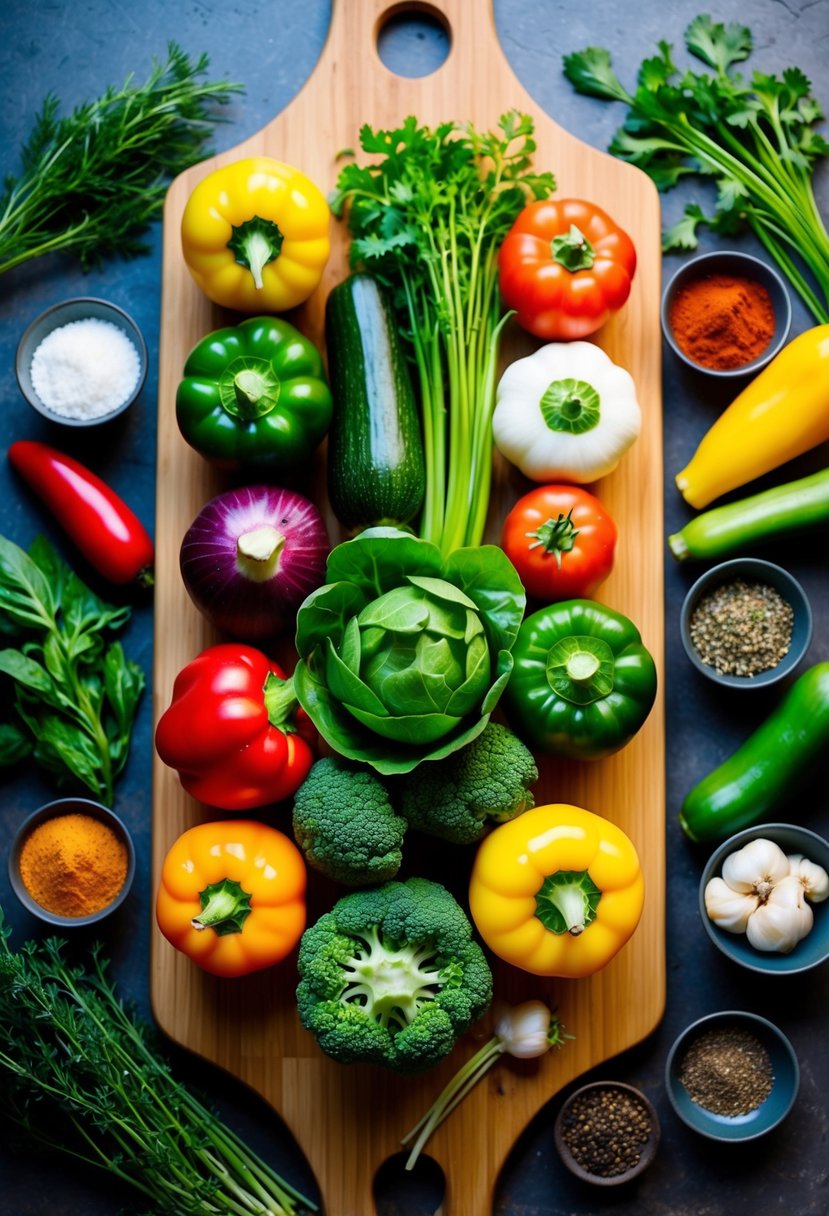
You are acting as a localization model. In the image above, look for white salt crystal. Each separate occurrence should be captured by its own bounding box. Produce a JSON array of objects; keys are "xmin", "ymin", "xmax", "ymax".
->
[{"xmin": 30, "ymin": 316, "xmax": 142, "ymax": 421}]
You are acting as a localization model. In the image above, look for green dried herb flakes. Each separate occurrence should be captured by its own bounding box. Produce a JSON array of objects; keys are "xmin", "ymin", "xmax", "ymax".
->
[{"xmin": 689, "ymin": 578, "xmax": 793, "ymax": 677}]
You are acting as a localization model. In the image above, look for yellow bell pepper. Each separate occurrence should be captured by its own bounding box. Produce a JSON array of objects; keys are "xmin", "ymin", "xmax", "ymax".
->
[
  {"xmin": 181, "ymin": 156, "xmax": 330, "ymax": 313},
  {"xmin": 468, "ymin": 803, "xmax": 644, "ymax": 978},
  {"xmin": 676, "ymin": 324, "xmax": 829, "ymax": 508}
]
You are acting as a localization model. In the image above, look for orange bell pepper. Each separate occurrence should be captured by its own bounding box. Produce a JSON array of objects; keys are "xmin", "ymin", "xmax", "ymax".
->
[{"xmin": 156, "ymin": 820, "xmax": 306, "ymax": 977}]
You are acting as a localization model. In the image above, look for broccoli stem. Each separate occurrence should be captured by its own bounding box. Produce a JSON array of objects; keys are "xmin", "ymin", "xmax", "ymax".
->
[{"xmin": 338, "ymin": 926, "xmax": 447, "ymax": 1032}]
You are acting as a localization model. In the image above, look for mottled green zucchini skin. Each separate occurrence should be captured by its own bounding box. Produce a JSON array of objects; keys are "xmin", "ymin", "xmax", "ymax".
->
[{"xmin": 325, "ymin": 273, "xmax": 425, "ymax": 531}]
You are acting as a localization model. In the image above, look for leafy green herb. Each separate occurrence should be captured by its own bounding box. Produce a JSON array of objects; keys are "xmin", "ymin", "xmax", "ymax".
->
[
  {"xmin": 0, "ymin": 534, "xmax": 144, "ymax": 804},
  {"xmin": 331, "ymin": 112, "xmax": 555, "ymax": 554},
  {"xmin": 0, "ymin": 44, "xmax": 243, "ymax": 276},
  {"xmin": 563, "ymin": 14, "xmax": 829, "ymax": 322},
  {"xmin": 0, "ymin": 913, "xmax": 315, "ymax": 1215}
]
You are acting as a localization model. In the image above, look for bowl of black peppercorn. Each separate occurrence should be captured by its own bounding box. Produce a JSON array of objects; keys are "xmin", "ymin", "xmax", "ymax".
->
[{"xmin": 554, "ymin": 1080, "xmax": 660, "ymax": 1186}]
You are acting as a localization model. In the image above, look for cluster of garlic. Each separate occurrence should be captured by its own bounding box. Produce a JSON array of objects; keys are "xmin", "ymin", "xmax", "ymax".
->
[{"xmin": 704, "ymin": 837, "xmax": 829, "ymax": 954}]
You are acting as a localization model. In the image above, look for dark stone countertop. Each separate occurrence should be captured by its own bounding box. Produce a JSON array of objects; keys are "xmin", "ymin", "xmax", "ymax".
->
[{"xmin": 0, "ymin": 2, "xmax": 827, "ymax": 1213}]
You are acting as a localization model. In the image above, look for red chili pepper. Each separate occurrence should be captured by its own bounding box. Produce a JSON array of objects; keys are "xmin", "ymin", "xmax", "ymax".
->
[{"xmin": 8, "ymin": 439, "xmax": 154, "ymax": 585}]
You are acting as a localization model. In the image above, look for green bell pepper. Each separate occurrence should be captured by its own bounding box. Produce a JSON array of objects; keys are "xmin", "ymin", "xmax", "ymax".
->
[
  {"xmin": 175, "ymin": 316, "xmax": 332, "ymax": 474},
  {"xmin": 504, "ymin": 598, "xmax": 657, "ymax": 760}
]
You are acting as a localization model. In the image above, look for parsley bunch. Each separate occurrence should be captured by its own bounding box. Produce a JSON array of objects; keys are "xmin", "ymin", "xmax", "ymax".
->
[
  {"xmin": 332, "ymin": 112, "xmax": 555, "ymax": 555},
  {"xmin": 0, "ymin": 916, "xmax": 315, "ymax": 1215},
  {"xmin": 564, "ymin": 14, "xmax": 829, "ymax": 323}
]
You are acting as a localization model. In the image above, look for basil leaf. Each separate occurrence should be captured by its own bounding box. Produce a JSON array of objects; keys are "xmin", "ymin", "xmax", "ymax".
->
[
  {"xmin": 104, "ymin": 644, "xmax": 146, "ymax": 736},
  {"xmin": 0, "ymin": 722, "xmax": 33, "ymax": 766},
  {"xmin": 0, "ymin": 648, "xmax": 63, "ymax": 704},
  {"xmin": 31, "ymin": 716, "xmax": 104, "ymax": 799},
  {"xmin": 0, "ymin": 534, "xmax": 56, "ymax": 631}
]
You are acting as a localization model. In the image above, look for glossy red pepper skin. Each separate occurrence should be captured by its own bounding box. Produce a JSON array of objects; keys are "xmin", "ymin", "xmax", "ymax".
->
[
  {"xmin": 8, "ymin": 440, "xmax": 154, "ymax": 585},
  {"xmin": 155, "ymin": 643, "xmax": 316, "ymax": 810}
]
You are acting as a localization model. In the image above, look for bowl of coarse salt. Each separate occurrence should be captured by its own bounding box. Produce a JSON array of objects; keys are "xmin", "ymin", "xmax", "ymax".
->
[{"xmin": 16, "ymin": 297, "xmax": 147, "ymax": 426}]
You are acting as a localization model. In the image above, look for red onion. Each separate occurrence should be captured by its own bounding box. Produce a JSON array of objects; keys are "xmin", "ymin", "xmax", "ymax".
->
[{"xmin": 180, "ymin": 485, "xmax": 329, "ymax": 640}]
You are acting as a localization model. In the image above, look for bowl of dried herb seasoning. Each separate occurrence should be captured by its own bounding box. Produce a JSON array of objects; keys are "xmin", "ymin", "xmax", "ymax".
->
[
  {"xmin": 666, "ymin": 1011, "xmax": 799, "ymax": 1142},
  {"xmin": 553, "ymin": 1081, "xmax": 660, "ymax": 1186},
  {"xmin": 679, "ymin": 557, "xmax": 812, "ymax": 688}
]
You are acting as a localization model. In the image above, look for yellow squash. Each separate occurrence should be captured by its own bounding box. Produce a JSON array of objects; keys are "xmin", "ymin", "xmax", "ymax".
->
[
  {"xmin": 676, "ymin": 324, "xmax": 829, "ymax": 508},
  {"xmin": 181, "ymin": 156, "xmax": 330, "ymax": 313},
  {"xmin": 468, "ymin": 802, "xmax": 645, "ymax": 978}
]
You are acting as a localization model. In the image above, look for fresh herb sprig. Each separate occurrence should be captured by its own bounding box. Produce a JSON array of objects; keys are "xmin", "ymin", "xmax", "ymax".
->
[
  {"xmin": 0, "ymin": 534, "xmax": 145, "ymax": 805},
  {"xmin": 0, "ymin": 43, "xmax": 243, "ymax": 276},
  {"xmin": 332, "ymin": 112, "xmax": 555, "ymax": 555},
  {"xmin": 0, "ymin": 914, "xmax": 315, "ymax": 1216},
  {"xmin": 563, "ymin": 14, "xmax": 829, "ymax": 322}
]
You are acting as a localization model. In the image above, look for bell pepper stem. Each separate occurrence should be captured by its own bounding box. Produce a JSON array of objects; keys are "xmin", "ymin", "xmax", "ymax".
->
[
  {"xmin": 566, "ymin": 650, "xmax": 601, "ymax": 682},
  {"xmin": 551, "ymin": 223, "xmax": 596, "ymax": 272},
  {"xmin": 192, "ymin": 878, "xmax": 252, "ymax": 936},
  {"xmin": 262, "ymin": 670, "xmax": 301, "ymax": 735},
  {"xmin": 227, "ymin": 215, "xmax": 285, "ymax": 290},
  {"xmin": 535, "ymin": 869, "xmax": 602, "ymax": 935}
]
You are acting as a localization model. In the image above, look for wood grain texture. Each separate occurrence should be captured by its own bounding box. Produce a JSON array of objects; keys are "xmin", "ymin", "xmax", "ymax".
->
[{"xmin": 151, "ymin": 2, "xmax": 665, "ymax": 1212}]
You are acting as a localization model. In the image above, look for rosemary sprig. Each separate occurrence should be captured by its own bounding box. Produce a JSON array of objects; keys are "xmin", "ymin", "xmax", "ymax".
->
[
  {"xmin": 0, "ymin": 913, "xmax": 316, "ymax": 1216},
  {"xmin": 0, "ymin": 43, "xmax": 243, "ymax": 276}
]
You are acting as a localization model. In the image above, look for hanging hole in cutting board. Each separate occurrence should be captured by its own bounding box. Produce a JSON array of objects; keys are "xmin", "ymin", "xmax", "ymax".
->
[
  {"xmin": 376, "ymin": 6, "xmax": 450, "ymax": 77},
  {"xmin": 374, "ymin": 1149, "xmax": 445, "ymax": 1215}
]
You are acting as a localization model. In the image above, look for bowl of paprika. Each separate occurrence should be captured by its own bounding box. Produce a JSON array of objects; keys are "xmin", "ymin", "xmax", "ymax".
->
[
  {"xmin": 9, "ymin": 797, "xmax": 135, "ymax": 927},
  {"xmin": 661, "ymin": 250, "xmax": 791, "ymax": 378}
]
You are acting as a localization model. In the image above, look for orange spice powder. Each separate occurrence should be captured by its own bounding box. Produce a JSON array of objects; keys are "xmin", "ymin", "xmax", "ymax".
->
[
  {"xmin": 19, "ymin": 812, "xmax": 128, "ymax": 917},
  {"xmin": 669, "ymin": 273, "xmax": 775, "ymax": 370}
]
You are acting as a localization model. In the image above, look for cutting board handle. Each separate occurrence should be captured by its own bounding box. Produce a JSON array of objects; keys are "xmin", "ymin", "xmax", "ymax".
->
[{"xmin": 323, "ymin": 0, "xmax": 501, "ymax": 77}]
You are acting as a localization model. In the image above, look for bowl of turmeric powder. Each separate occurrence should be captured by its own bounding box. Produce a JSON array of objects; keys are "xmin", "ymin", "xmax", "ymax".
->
[
  {"xmin": 661, "ymin": 250, "xmax": 791, "ymax": 378},
  {"xmin": 9, "ymin": 797, "xmax": 135, "ymax": 926}
]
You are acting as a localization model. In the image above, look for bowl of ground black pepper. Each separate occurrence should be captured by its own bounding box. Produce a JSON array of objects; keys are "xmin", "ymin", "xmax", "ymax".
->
[
  {"xmin": 666, "ymin": 1011, "xmax": 799, "ymax": 1142},
  {"xmin": 680, "ymin": 557, "xmax": 812, "ymax": 688},
  {"xmin": 661, "ymin": 250, "xmax": 791, "ymax": 378},
  {"xmin": 554, "ymin": 1081, "xmax": 660, "ymax": 1186},
  {"xmin": 16, "ymin": 297, "xmax": 148, "ymax": 426},
  {"xmin": 9, "ymin": 797, "xmax": 135, "ymax": 927}
]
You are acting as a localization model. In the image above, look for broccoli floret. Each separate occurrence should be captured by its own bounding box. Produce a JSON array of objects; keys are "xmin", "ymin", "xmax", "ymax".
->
[
  {"xmin": 292, "ymin": 757, "xmax": 407, "ymax": 886},
  {"xmin": 395, "ymin": 722, "xmax": 538, "ymax": 844},
  {"xmin": 296, "ymin": 877, "xmax": 492, "ymax": 1073}
]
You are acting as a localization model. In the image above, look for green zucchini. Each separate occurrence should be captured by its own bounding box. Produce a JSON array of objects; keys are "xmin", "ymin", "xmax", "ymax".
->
[
  {"xmin": 325, "ymin": 273, "xmax": 425, "ymax": 531},
  {"xmin": 680, "ymin": 663, "xmax": 829, "ymax": 843},
  {"xmin": 668, "ymin": 466, "xmax": 829, "ymax": 561}
]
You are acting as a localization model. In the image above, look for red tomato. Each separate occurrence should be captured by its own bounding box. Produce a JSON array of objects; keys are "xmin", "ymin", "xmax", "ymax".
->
[
  {"xmin": 498, "ymin": 198, "xmax": 636, "ymax": 340},
  {"xmin": 502, "ymin": 485, "xmax": 617, "ymax": 601}
]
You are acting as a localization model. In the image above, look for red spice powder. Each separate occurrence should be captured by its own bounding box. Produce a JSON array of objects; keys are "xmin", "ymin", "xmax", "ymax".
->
[{"xmin": 668, "ymin": 273, "xmax": 775, "ymax": 370}]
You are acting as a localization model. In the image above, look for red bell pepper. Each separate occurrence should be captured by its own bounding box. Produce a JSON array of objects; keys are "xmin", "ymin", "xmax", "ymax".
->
[
  {"xmin": 498, "ymin": 198, "xmax": 637, "ymax": 340},
  {"xmin": 155, "ymin": 643, "xmax": 316, "ymax": 810},
  {"xmin": 8, "ymin": 439, "xmax": 154, "ymax": 585}
]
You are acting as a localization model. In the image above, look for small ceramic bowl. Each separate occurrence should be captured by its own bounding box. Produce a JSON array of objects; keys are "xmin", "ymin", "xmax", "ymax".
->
[
  {"xmin": 661, "ymin": 250, "xmax": 791, "ymax": 378},
  {"xmin": 699, "ymin": 822, "xmax": 829, "ymax": 975},
  {"xmin": 679, "ymin": 557, "xmax": 812, "ymax": 689},
  {"xmin": 16, "ymin": 297, "xmax": 148, "ymax": 426},
  {"xmin": 554, "ymin": 1081, "xmax": 660, "ymax": 1186},
  {"xmin": 8, "ymin": 797, "xmax": 136, "ymax": 927},
  {"xmin": 666, "ymin": 1011, "xmax": 799, "ymax": 1142}
]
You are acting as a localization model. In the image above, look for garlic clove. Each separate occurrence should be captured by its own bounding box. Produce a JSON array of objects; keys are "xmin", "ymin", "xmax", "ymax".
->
[
  {"xmin": 745, "ymin": 874, "xmax": 814, "ymax": 954},
  {"xmin": 787, "ymin": 853, "xmax": 829, "ymax": 903},
  {"xmin": 721, "ymin": 837, "xmax": 790, "ymax": 899},
  {"xmin": 704, "ymin": 876, "xmax": 759, "ymax": 934}
]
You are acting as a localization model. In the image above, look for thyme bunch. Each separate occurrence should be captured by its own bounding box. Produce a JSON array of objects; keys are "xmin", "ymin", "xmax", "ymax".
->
[
  {"xmin": 0, "ymin": 914, "xmax": 315, "ymax": 1215},
  {"xmin": 0, "ymin": 43, "xmax": 242, "ymax": 276}
]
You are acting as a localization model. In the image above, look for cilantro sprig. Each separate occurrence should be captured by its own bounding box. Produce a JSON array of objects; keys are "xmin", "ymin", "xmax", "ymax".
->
[
  {"xmin": 332, "ymin": 112, "xmax": 555, "ymax": 554},
  {"xmin": 564, "ymin": 14, "xmax": 829, "ymax": 322}
]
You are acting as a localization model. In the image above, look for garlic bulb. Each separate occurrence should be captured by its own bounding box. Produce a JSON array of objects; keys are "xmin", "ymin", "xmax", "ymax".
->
[
  {"xmin": 721, "ymin": 837, "xmax": 790, "ymax": 900},
  {"xmin": 704, "ymin": 876, "xmax": 759, "ymax": 934},
  {"xmin": 745, "ymin": 874, "xmax": 814, "ymax": 954},
  {"xmin": 787, "ymin": 853, "xmax": 829, "ymax": 903}
]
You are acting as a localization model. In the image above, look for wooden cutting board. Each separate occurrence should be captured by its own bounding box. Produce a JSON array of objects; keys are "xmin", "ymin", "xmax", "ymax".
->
[{"xmin": 151, "ymin": 2, "xmax": 665, "ymax": 1212}]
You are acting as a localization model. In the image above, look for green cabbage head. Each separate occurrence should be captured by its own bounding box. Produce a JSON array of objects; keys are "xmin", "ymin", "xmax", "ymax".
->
[{"xmin": 293, "ymin": 529, "xmax": 526, "ymax": 774}]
